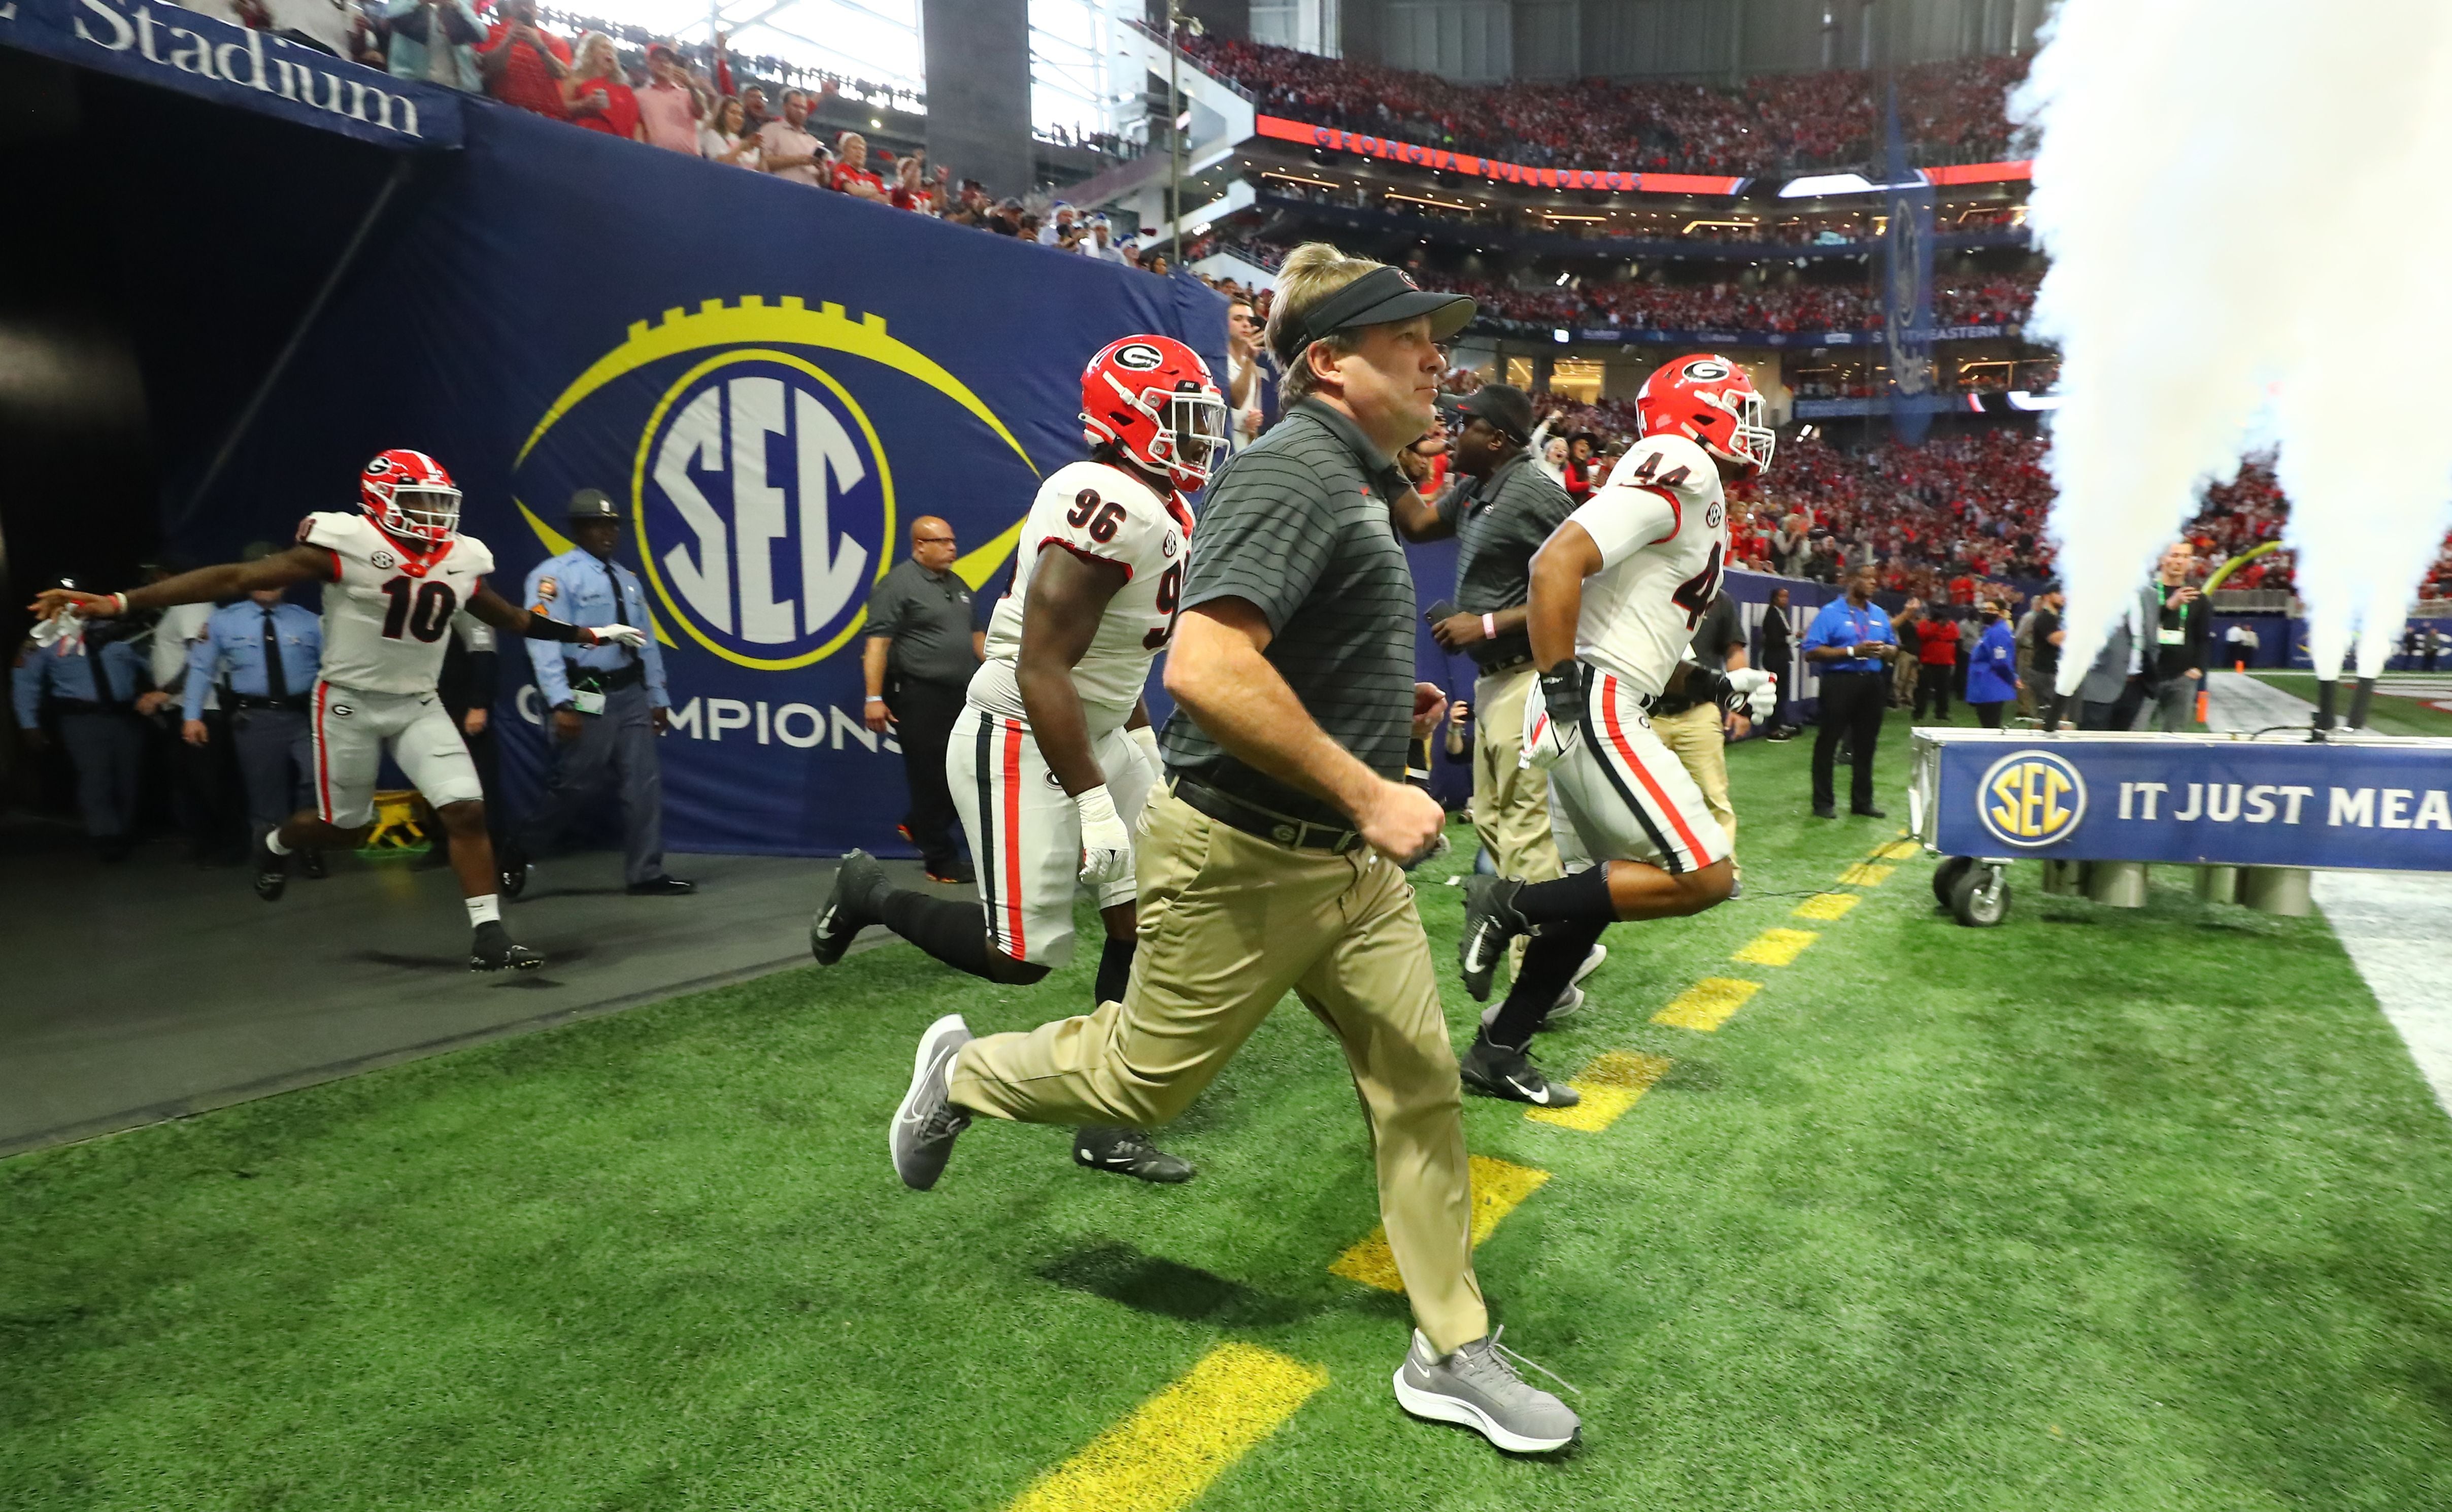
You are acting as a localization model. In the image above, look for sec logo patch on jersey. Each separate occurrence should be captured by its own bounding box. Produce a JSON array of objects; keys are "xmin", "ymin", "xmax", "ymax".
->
[{"xmin": 1705, "ymin": 501, "xmax": 1724, "ymax": 530}]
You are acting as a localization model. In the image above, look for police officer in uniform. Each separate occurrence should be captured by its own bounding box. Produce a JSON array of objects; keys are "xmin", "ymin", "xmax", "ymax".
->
[
  {"xmin": 510, "ymin": 490, "xmax": 693, "ymax": 896},
  {"xmin": 12, "ymin": 580, "xmax": 151, "ymax": 860},
  {"xmin": 184, "ymin": 558, "xmax": 325, "ymax": 871}
]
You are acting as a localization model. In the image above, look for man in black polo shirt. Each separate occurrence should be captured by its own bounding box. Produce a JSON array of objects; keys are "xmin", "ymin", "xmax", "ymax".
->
[
  {"xmin": 862, "ymin": 516, "xmax": 982, "ymax": 883},
  {"xmin": 885, "ymin": 244, "xmax": 1580, "ymax": 1453}
]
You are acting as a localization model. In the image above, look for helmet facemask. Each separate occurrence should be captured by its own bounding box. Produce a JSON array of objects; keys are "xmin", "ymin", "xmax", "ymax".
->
[
  {"xmin": 1161, "ymin": 387, "xmax": 1230, "ymax": 488},
  {"xmin": 388, "ymin": 484, "xmax": 462, "ymax": 544}
]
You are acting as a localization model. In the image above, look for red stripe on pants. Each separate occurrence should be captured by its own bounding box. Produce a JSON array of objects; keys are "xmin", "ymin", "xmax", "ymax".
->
[
  {"xmin": 1600, "ymin": 674, "xmax": 1709, "ymax": 861},
  {"xmin": 313, "ymin": 681, "xmax": 335, "ymax": 823},
  {"xmin": 1000, "ymin": 720, "xmax": 1026, "ymax": 959}
]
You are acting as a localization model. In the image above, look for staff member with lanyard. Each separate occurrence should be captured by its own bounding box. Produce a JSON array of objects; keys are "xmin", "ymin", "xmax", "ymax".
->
[
  {"xmin": 1800, "ymin": 562, "xmax": 1898, "ymax": 820},
  {"xmin": 509, "ymin": 489, "xmax": 693, "ymax": 896},
  {"xmin": 883, "ymin": 245, "xmax": 1580, "ymax": 1454}
]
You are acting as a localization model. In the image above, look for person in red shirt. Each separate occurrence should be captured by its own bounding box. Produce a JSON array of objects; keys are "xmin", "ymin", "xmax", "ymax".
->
[
  {"xmin": 1913, "ymin": 611, "xmax": 1960, "ymax": 720},
  {"xmin": 477, "ymin": 0, "xmax": 571, "ymax": 119},
  {"xmin": 564, "ymin": 32, "xmax": 643, "ymax": 141},
  {"xmin": 829, "ymin": 131, "xmax": 888, "ymax": 199}
]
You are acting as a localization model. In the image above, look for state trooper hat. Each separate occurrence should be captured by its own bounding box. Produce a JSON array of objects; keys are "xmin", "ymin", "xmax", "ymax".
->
[{"xmin": 567, "ymin": 489, "xmax": 621, "ymax": 521}]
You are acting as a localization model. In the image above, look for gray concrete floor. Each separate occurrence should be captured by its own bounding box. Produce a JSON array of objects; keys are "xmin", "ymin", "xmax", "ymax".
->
[{"xmin": 0, "ymin": 833, "xmax": 934, "ymax": 1157}]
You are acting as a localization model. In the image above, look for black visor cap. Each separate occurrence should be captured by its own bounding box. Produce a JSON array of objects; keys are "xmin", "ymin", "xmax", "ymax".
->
[{"xmin": 1279, "ymin": 266, "xmax": 1476, "ymax": 365}]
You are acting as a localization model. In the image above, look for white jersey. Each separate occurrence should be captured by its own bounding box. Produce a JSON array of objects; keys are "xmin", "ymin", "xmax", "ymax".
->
[
  {"xmin": 1565, "ymin": 434, "xmax": 1729, "ymax": 699},
  {"xmin": 300, "ymin": 512, "xmax": 496, "ymax": 696},
  {"xmin": 968, "ymin": 460, "xmax": 1190, "ymax": 736}
]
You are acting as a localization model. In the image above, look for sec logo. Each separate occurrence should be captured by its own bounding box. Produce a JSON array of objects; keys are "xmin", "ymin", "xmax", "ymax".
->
[
  {"xmin": 1977, "ymin": 749, "xmax": 2086, "ymax": 848},
  {"xmin": 633, "ymin": 352, "xmax": 893, "ymax": 670}
]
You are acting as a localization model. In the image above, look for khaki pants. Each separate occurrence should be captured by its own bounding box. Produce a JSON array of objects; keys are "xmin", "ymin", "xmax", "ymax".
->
[
  {"xmin": 1648, "ymin": 702, "xmax": 1737, "ymax": 854},
  {"xmin": 1469, "ymin": 664, "xmax": 1562, "ymax": 885},
  {"xmin": 1892, "ymin": 656, "xmax": 1920, "ymax": 709},
  {"xmin": 2013, "ymin": 649, "xmax": 2037, "ymax": 718},
  {"xmin": 949, "ymin": 789, "xmax": 1488, "ymax": 1352}
]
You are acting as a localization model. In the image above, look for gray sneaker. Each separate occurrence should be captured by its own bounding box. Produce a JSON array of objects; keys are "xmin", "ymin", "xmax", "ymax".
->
[
  {"xmin": 890, "ymin": 1014, "xmax": 973, "ymax": 1190},
  {"xmin": 1393, "ymin": 1327, "xmax": 1581, "ymax": 1453}
]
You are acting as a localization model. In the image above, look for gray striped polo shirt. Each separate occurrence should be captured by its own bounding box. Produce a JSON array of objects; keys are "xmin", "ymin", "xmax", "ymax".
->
[{"xmin": 1159, "ymin": 398, "xmax": 1419, "ymax": 826}]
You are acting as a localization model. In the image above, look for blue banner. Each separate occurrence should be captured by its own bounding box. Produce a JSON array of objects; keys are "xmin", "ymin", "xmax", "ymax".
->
[
  {"xmin": 169, "ymin": 103, "xmax": 1224, "ymax": 858},
  {"xmin": 1925, "ymin": 734, "xmax": 2452, "ymax": 871},
  {"xmin": 2, "ymin": 0, "xmax": 463, "ymax": 148}
]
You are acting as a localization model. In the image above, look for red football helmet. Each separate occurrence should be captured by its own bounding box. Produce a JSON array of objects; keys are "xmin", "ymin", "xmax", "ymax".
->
[
  {"xmin": 1080, "ymin": 335, "xmax": 1228, "ymax": 492},
  {"xmin": 1635, "ymin": 354, "xmax": 1775, "ymax": 478},
  {"xmin": 359, "ymin": 448, "xmax": 461, "ymax": 546}
]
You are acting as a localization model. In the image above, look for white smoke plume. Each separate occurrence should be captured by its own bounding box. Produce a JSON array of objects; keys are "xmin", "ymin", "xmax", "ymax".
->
[
  {"xmin": 2270, "ymin": 20, "xmax": 2452, "ymax": 682},
  {"xmin": 2014, "ymin": 0, "xmax": 2452, "ymax": 693}
]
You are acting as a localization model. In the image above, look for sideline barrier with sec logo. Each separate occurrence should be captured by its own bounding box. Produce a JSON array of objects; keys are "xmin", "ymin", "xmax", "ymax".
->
[{"xmin": 1907, "ymin": 728, "xmax": 2452, "ymax": 925}]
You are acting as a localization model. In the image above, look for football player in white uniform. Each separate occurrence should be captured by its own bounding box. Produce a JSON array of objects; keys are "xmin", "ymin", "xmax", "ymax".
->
[
  {"xmin": 811, "ymin": 334, "xmax": 1225, "ymax": 1184},
  {"xmin": 30, "ymin": 449, "xmax": 646, "ymax": 972},
  {"xmin": 1452, "ymin": 356, "xmax": 1779, "ymax": 1103}
]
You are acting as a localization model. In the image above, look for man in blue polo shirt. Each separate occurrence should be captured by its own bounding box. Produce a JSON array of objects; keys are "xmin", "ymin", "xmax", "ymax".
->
[{"xmin": 1799, "ymin": 562, "xmax": 1900, "ymax": 819}]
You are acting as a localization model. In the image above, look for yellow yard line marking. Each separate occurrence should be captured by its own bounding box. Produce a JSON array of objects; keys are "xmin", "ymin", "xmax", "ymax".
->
[
  {"xmin": 1792, "ymin": 891, "xmax": 1862, "ymax": 923},
  {"xmin": 1733, "ymin": 928, "xmax": 1818, "ymax": 966},
  {"xmin": 1526, "ymin": 1050, "xmax": 1673, "ymax": 1131},
  {"xmin": 1330, "ymin": 1155, "xmax": 1548, "ymax": 1293},
  {"xmin": 1652, "ymin": 977, "xmax": 1762, "ymax": 1032},
  {"xmin": 1837, "ymin": 862, "xmax": 1895, "ymax": 887},
  {"xmin": 1873, "ymin": 840, "xmax": 1922, "ymax": 861},
  {"xmin": 1004, "ymin": 1343, "xmax": 1327, "ymax": 1512}
]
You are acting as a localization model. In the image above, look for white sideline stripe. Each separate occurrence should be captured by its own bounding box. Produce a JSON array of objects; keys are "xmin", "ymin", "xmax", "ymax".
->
[{"xmin": 2206, "ymin": 673, "xmax": 2452, "ymax": 1117}]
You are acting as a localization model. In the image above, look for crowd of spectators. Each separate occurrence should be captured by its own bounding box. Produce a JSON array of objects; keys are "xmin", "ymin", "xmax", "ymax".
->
[
  {"xmin": 1410, "ymin": 269, "xmax": 2038, "ymax": 334},
  {"xmin": 1189, "ymin": 37, "xmax": 2027, "ymax": 177}
]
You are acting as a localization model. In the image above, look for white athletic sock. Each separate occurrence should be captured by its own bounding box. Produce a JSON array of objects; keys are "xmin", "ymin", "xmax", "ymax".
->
[
  {"xmin": 264, "ymin": 829, "xmax": 294, "ymax": 856},
  {"xmin": 465, "ymin": 894, "xmax": 501, "ymax": 927}
]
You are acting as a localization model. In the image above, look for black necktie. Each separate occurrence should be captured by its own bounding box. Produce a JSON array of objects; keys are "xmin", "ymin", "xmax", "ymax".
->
[
  {"xmin": 609, "ymin": 567, "xmax": 634, "ymax": 659},
  {"xmin": 262, "ymin": 608, "xmax": 289, "ymax": 700}
]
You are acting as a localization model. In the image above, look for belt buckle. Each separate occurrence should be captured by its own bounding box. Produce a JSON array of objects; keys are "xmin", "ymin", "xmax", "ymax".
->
[{"xmin": 1271, "ymin": 822, "xmax": 1300, "ymax": 846}]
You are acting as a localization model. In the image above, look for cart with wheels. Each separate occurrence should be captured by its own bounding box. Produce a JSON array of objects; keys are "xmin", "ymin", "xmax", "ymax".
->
[{"xmin": 1905, "ymin": 727, "xmax": 2452, "ymax": 927}]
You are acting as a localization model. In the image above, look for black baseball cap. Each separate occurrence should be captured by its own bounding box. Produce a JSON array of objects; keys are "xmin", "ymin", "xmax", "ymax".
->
[
  {"xmin": 1449, "ymin": 383, "xmax": 1533, "ymax": 443},
  {"xmin": 568, "ymin": 488, "xmax": 622, "ymax": 521},
  {"xmin": 1274, "ymin": 265, "xmax": 1476, "ymax": 366}
]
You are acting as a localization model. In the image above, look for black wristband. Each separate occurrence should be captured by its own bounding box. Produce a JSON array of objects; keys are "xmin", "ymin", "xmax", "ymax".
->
[
  {"xmin": 523, "ymin": 614, "xmax": 581, "ymax": 643},
  {"xmin": 1537, "ymin": 662, "xmax": 1584, "ymax": 730}
]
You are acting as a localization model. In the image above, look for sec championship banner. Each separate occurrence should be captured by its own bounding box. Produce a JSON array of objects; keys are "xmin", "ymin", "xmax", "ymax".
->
[
  {"xmin": 172, "ymin": 102, "xmax": 1225, "ymax": 857},
  {"xmin": 1921, "ymin": 732, "xmax": 2452, "ymax": 872}
]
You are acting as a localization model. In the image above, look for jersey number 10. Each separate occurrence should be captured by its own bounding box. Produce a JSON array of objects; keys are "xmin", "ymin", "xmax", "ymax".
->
[{"xmin": 379, "ymin": 577, "xmax": 459, "ymax": 642}]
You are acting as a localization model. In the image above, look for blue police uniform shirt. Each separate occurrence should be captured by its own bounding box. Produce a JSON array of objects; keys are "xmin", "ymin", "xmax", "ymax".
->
[
  {"xmin": 1799, "ymin": 596, "xmax": 1897, "ymax": 675},
  {"xmin": 184, "ymin": 601, "xmax": 324, "ymax": 719},
  {"xmin": 524, "ymin": 549, "xmax": 668, "ymax": 708},
  {"xmin": 12, "ymin": 636, "xmax": 148, "ymax": 726},
  {"xmin": 1966, "ymin": 618, "xmax": 2020, "ymax": 703}
]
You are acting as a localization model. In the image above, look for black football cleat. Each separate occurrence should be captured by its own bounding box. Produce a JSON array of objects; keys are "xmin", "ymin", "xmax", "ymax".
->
[
  {"xmin": 1073, "ymin": 1127, "xmax": 1196, "ymax": 1184},
  {"xmin": 252, "ymin": 834, "xmax": 289, "ymax": 903},
  {"xmin": 811, "ymin": 850, "xmax": 887, "ymax": 965},
  {"xmin": 626, "ymin": 876, "xmax": 697, "ymax": 896},
  {"xmin": 1458, "ymin": 875, "xmax": 1531, "ymax": 1002},
  {"xmin": 1459, "ymin": 1033, "xmax": 1580, "ymax": 1108},
  {"xmin": 470, "ymin": 920, "xmax": 544, "ymax": 973},
  {"xmin": 496, "ymin": 841, "xmax": 530, "ymax": 901}
]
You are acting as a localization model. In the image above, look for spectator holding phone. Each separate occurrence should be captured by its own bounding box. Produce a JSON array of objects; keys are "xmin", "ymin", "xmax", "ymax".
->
[
  {"xmin": 476, "ymin": 0, "xmax": 570, "ymax": 119},
  {"xmin": 701, "ymin": 96, "xmax": 759, "ymax": 167},
  {"xmin": 757, "ymin": 89, "xmax": 826, "ymax": 185},
  {"xmin": 636, "ymin": 42, "xmax": 702, "ymax": 155}
]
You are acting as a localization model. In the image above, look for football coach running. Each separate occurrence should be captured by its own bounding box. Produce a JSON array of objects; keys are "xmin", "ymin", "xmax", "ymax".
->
[{"xmin": 885, "ymin": 244, "xmax": 1581, "ymax": 1453}]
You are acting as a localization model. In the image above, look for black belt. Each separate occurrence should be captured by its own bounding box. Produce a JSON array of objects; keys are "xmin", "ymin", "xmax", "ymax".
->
[
  {"xmin": 578, "ymin": 662, "xmax": 646, "ymax": 692},
  {"xmin": 1170, "ymin": 778, "xmax": 1363, "ymax": 854},
  {"xmin": 1473, "ymin": 656, "xmax": 1533, "ymax": 677},
  {"xmin": 231, "ymin": 694, "xmax": 310, "ymax": 712}
]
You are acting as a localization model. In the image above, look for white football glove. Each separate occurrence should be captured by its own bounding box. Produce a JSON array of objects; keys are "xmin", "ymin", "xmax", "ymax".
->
[
  {"xmin": 1074, "ymin": 783, "xmax": 1135, "ymax": 888},
  {"xmin": 1519, "ymin": 674, "xmax": 1582, "ymax": 772},
  {"xmin": 583, "ymin": 624, "xmax": 649, "ymax": 650},
  {"xmin": 1721, "ymin": 667, "xmax": 1777, "ymax": 723}
]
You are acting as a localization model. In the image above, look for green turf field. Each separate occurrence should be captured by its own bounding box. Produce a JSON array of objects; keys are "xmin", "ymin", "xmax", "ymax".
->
[
  {"xmin": 2249, "ymin": 673, "xmax": 2452, "ymax": 738},
  {"xmin": 9, "ymin": 710, "xmax": 2452, "ymax": 1511}
]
